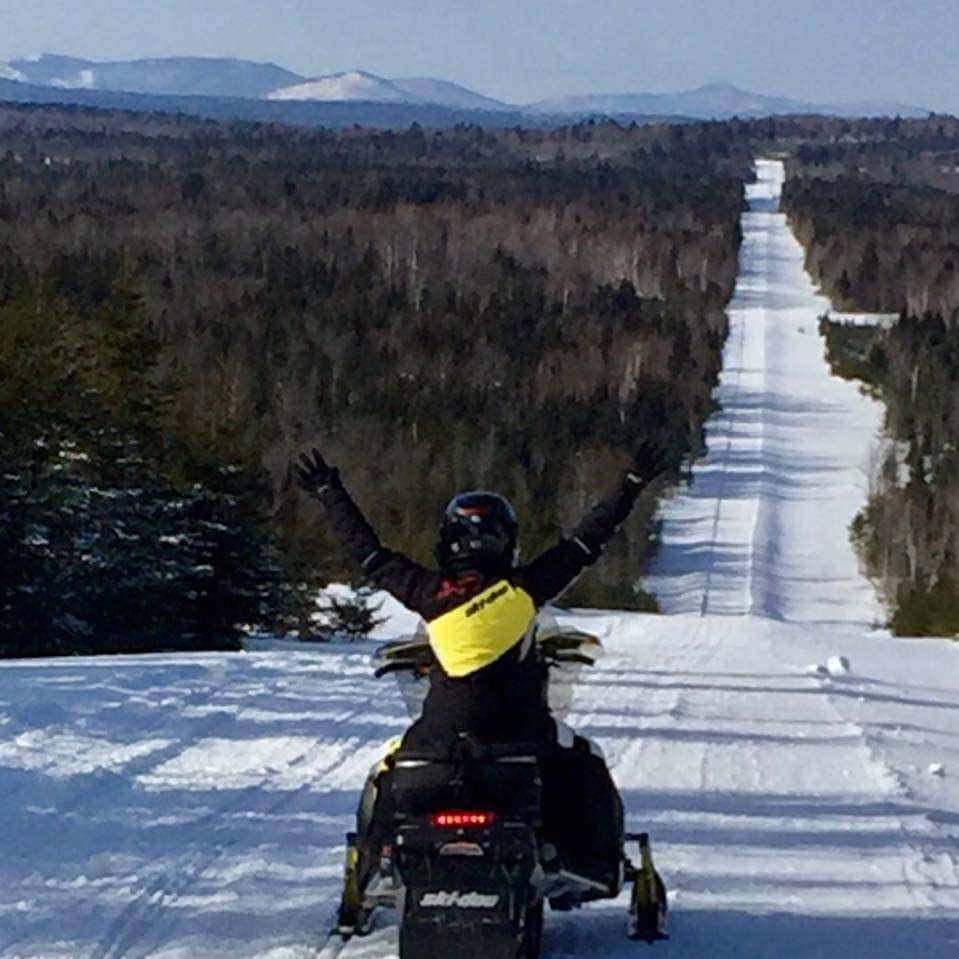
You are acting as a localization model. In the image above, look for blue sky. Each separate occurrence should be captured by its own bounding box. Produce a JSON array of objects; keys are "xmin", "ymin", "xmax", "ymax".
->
[{"xmin": 1, "ymin": 0, "xmax": 956, "ymax": 112}]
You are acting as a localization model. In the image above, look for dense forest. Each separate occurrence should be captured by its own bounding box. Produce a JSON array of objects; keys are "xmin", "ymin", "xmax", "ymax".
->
[
  {"xmin": 821, "ymin": 312, "xmax": 959, "ymax": 636},
  {"xmin": 0, "ymin": 103, "xmax": 752, "ymax": 655},
  {"xmin": 781, "ymin": 117, "xmax": 959, "ymax": 635},
  {"xmin": 6, "ymin": 102, "xmax": 959, "ymax": 654}
]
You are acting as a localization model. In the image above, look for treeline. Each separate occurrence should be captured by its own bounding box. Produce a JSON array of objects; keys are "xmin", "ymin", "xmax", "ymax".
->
[
  {"xmin": 822, "ymin": 316, "xmax": 959, "ymax": 635},
  {"xmin": 785, "ymin": 117, "xmax": 959, "ymax": 635},
  {"xmin": 0, "ymin": 104, "xmax": 751, "ymax": 655},
  {"xmin": 782, "ymin": 177, "xmax": 959, "ymax": 316},
  {"xmin": 780, "ymin": 116, "xmax": 959, "ymax": 317},
  {"xmin": 0, "ymin": 281, "xmax": 281, "ymax": 656}
]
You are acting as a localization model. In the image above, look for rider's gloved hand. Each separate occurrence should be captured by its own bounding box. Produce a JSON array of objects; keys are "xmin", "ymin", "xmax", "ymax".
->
[
  {"xmin": 626, "ymin": 437, "xmax": 674, "ymax": 489},
  {"xmin": 294, "ymin": 447, "xmax": 340, "ymax": 497}
]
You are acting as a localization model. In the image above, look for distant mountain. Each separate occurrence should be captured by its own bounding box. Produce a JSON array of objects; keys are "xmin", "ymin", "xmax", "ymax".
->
[
  {"xmin": 6, "ymin": 56, "xmax": 510, "ymax": 112},
  {"xmin": 0, "ymin": 76, "xmax": 537, "ymax": 130},
  {"xmin": 0, "ymin": 55, "xmax": 933, "ymax": 122},
  {"xmin": 391, "ymin": 78, "xmax": 511, "ymax": 112},
  {"xmin": 835, "ymin": 99, "xmax": 931, "ymax": 119},
  {"xmin": 268, "ymin": 71, "xmax": 411, "ymax": 102},
  {"xmin": 269, "ymin": 72, "xmax": 513, "ymax": 111},
  {"xmin": 8, "ymin": 54, "xmax": 92, "ymax": 86},
  {"xmin": 526, "ymin": 82, "xmax": 928, "ymax": 120},
  {"xmin": 9, "ymin": 54, "xmax": 302, "ymax": 99}
]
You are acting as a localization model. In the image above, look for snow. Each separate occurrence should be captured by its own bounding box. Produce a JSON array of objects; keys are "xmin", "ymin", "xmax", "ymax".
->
[
  {"xmin": 50, "ymin": 69, "xmax": 96, "ymax": 90},
  {"xmin": 3, "ymin": 158, "xmax": 959, "ymax": 957},
  {"xmin": 644, "ymin": 159, "xmax": 886, "ymax": 628},
  {"xmin": 267, "ymin": 72, "xmax": 412, "ymax": 103},
  {"xmin": 0, "ymin": 62, "xmax": 26, "ymax": 82},
  {"xmin": 1, "ymin": 617, "xmax": 957, "ymax": 957},
  {"xmin": 828, "ymin": 654, "xmax": 853, "ymax": 677}
]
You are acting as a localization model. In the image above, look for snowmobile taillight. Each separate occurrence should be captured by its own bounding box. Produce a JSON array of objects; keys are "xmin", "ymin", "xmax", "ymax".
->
[{"xmin": 430, "ymin": 811, "xmax": 497, "ymax": 828}]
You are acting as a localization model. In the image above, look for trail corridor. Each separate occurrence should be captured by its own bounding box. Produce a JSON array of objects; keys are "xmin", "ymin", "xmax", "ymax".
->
[{"xmin": 644, "ymin": 159, "xmax": 884, "ymax": 627}]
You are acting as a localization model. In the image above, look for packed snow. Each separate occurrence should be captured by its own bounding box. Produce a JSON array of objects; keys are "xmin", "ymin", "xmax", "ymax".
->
[
  {"xmin": 644, "ymin": 159, "xmax": 886, "ymax": 628},
  {"xmin": 2, "ymin": 158, "xmax": 958, "ymax": 958},
  {"xmin": 1, "ymin": 617, "xmax": 957, "ymax": 958}
]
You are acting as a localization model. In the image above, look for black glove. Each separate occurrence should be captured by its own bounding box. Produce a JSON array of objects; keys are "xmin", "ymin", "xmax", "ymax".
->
[
  {"xmin": 626, "ymin": 437, "xmax": 674, "ymax": 489},
  {"xmin": 294, "ymin": 447, "xmax": 339, "ymax": 497}
]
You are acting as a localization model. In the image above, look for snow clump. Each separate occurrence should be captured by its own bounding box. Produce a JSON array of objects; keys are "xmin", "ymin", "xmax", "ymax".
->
[{"xmin": 827, "ymin": 655, "xmax": 851, "ymax": 676}]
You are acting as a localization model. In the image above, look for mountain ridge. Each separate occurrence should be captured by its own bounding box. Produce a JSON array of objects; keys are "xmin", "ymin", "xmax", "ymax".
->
[
  {"xmin": 1, "ymin": 53, "xmax": 932, "ymax": 120},
  {"xmin": 526, "ymin": 80, "xmax": 928, "ymax": 119}
]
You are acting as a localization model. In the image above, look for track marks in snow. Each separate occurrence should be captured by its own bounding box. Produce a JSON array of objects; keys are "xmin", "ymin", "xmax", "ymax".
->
[
  {"xmin": 562, "ymin": 617, "xmax": 959, "ymax": 952},
  {"xmin": 91, "ymin": 734, "xmax": 360, "ymax": 959},
  {"xmin": 645, "ymin": 159, "xmax": 885, "ymax": 627},
  {"xmin": 0, "ymin": 650, "xmax": 404, "ymax": 959},
  {"xmin": 3, "ymin": 623, "xmax": 959, "ymax": 957}
]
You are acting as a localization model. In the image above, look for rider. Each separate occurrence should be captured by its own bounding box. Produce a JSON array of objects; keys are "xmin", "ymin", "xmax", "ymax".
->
[{"xmin": 295, "ymin": 441, "xmax": 670, "ymax": 910}]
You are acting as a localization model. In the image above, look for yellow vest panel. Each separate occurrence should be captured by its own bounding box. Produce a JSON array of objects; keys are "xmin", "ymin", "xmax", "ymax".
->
[{"xmin": 427, "ymin": 580, "xmax": 537, "ymax": 678}]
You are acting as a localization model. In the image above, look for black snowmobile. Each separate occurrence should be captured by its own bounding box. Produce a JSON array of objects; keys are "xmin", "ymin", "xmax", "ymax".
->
[{"xmin": 332, "ymin": 621, "xmax": 668, "ymax": 958}]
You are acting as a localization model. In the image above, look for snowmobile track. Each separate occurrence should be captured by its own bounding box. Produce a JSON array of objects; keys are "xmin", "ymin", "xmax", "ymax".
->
[{"xmin": 90, "ymin": 710, "xmax": 368, "ymax": 959}]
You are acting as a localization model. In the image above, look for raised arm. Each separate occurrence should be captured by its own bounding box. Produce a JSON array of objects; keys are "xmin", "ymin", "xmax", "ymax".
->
[
  {"xmin": 517, "ymin": 439, "xmax": 672, "ymax": 605},
  {"xmin": 295, "ymin": 449, "xmax": 432, "ymax": 612}
]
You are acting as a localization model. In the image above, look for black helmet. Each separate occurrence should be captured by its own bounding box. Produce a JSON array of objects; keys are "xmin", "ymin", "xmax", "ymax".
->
[{"xmin": 435, "ymin": 491, "xmax": 519, "ymax": 567}]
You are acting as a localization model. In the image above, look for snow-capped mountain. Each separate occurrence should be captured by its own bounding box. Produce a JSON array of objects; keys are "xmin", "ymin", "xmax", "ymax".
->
[
  {"xmin": 6, "ymin": 56, "xmax": 509, "ymax": 111},
  {"xmin": 0, "ymin": 55, "xmax": 930, "ymax": 120},
  {"xmin": 9, "ymin": 53, "xmax": 302, "ymax": 99},
  {"xmin": 267, "ymin": 72, "xmax": 512, "ymax": 110},
  {"xmin": 267, "ymin": 70, "xmax": 412, "ymax": 102},
  {"xmin": 526, "ymin": 82, "xmax": 927, "ymax": 119}
]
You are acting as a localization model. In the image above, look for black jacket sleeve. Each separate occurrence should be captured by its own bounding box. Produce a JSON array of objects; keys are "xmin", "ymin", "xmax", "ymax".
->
[
  {"xmin": 317, "ymin": 481, "xmax": 433, "ymax": 614},
  {"xmin": 517, "ymin": 473, "xmax": 644, "ymax": 605}
]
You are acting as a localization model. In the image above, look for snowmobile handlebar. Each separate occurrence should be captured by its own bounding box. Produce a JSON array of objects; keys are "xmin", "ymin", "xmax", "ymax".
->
[{"xmin": 374, "ymin": 660, "xmax": 424, "ymax": 680}]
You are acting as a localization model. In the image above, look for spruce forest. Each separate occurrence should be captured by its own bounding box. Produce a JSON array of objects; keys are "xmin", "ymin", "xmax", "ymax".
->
[{"xmin": 3, "ymin": 104, "xmax": 959, "ymax": 655}]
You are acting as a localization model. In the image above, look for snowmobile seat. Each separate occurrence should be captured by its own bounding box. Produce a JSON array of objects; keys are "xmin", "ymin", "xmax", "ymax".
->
[{"xmin": 391, "ymin": 737, "xmax": 542, "ymax": 823}]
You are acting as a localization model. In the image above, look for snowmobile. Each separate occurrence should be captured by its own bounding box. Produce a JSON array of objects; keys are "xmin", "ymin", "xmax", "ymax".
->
[{"xmin": 332, "ymin": 616, "xmax": 667, "ymax": 958}]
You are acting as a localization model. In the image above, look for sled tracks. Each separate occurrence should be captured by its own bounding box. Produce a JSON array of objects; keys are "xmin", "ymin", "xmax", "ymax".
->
[{"xmin": 89, "ymin": 732, "xmax": 361, "ymax": 959}]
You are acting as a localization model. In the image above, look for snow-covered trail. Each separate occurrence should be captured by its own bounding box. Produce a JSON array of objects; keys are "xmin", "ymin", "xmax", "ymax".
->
[
  {"xmin": 2, "ymin": 621, "xmax": 958, "ymax": 959},
  {"xmin": 644, "ymin": 159, "xmax": 885, "ymax": 627},
  {"xmin": 0, "ymin": 648, "xmax": 392, "ymax": 959}
]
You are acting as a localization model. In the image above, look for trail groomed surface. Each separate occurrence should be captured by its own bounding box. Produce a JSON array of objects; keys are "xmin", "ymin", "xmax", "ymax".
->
[
  {"xmin": 644, "ymin": 159, "xmax": 885, "ymax": 627},
  {"xmin": 1, "ymin": 621, "xmax": 958, "ymax": 958}
]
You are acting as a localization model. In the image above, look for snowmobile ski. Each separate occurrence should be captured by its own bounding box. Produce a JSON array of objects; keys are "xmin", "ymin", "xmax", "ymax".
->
[{"xmin": 625, "ymin": 832, "xmax": 669, "ymax": 943}]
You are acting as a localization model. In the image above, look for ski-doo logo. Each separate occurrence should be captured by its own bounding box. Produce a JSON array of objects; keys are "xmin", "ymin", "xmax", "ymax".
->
[
  {"xmin": 419, "ymin": 890, "xmax": 501, "ymax": 909},
  {"xmin": 464, "ymin": 585, "xmax": 509, "ymax": 618}
]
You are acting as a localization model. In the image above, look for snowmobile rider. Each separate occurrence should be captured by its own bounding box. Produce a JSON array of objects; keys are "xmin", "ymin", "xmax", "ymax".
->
[{"xmin": 295, "ymin": 441, "xmax": 671, "ymax": 896}]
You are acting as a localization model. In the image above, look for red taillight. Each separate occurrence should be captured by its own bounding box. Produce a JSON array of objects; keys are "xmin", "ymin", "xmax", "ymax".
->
[{"xmin": 430, "ymin": 811, "xmax": 497, "ymax": 828}]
